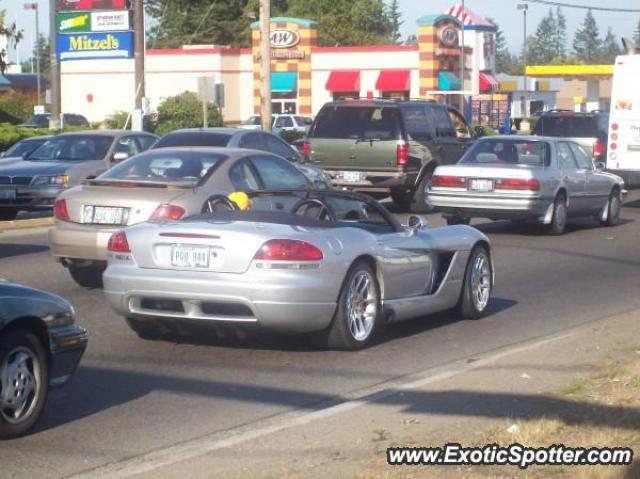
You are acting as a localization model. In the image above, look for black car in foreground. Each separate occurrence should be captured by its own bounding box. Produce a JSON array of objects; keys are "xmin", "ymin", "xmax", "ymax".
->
[{"xmin": 0, "ymin": 281, "xmax": 87, "ymax": 439}]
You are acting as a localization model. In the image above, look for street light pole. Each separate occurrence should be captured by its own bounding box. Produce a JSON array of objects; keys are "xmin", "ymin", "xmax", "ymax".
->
[
  {"xmin": 259, "ymin": 0, "xmax": 272, "ymax": 133},
  {"xmin": 517, "ymin": 3, "xmax": 529, "ymax": 118},
  {"xmin": 23, "ymin": 3, "xmax": 41, "ymax": 108}
]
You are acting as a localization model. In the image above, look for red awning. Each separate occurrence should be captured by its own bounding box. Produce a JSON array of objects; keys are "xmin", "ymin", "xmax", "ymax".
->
[
  {"xmin": 479, "ymin": 72, "xmax": 500, "ymax": 92},
  {"xmin": 375, "ymin": 70, "xmax": 411, "ymax": 91},
  {"xmin": 326, "ymin": 71, "xmax": 360, "ymax": 91}
]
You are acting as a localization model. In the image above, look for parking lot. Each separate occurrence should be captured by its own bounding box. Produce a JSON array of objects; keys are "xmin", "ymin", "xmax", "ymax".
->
[{"xmin": 1, "ymin": 192, "xmax": 639, "ymax": 478}]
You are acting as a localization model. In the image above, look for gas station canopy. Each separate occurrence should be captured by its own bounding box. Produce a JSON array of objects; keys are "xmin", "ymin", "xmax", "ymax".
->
[{"xmin": 526, "ymin": 65, "xmax": 613, "ymax": 79}]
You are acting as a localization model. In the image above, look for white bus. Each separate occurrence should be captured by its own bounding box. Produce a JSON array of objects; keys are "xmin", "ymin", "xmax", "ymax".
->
[{"xmin": 607, "ymin": 53, "xmax": 640, "ymax": 186}]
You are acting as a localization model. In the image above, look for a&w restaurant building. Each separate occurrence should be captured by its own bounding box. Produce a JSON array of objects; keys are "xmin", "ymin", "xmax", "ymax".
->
[{"xmin": 60, "ymin": 4, "xmax": 500, "ymax": 123}]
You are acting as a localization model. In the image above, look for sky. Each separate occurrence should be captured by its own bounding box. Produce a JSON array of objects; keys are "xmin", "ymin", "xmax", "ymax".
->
[{"xmin": 2, "ymin": 0, "xmax": 638, "ymax": 64}]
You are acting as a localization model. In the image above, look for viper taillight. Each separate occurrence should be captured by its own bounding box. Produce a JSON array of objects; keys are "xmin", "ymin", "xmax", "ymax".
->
[
  {"xmin": 54, "ymin": 199, "xmax": 70, "ymax": 221},
  {"xmin": 107, "ymin": 231, "xmax": 130, "ymax": 253},
  {"xmin": 431, "ymin": 175, "xmax": 466, "ymax": 188},
  {"xmin": 150, "ymin": 204, "xmax": 186, "ymax": 221},
  {"xmin": 254, "ymin": 239, "xmax": 323, "ymax": 261},
  {"xmin": 495, "ymin": 178, "xmax": 540, "ymax": 191}
]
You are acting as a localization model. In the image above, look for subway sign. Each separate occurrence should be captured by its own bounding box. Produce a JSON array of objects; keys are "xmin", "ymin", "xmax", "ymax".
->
[
  {"xmin": 57, "ymin": 31, "xmax": 133, "ymax": 61},
  {"xmin": 56, "ymin": 0, "xmax": 130, "ymax": 11},
  {"xmin": 56, "ymin": 11, "xmax": 131, "ymax": 33}
]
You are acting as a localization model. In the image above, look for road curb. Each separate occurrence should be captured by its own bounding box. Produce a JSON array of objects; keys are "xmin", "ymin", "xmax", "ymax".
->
[{"xmin": 0, "ymin": 217, "xmax": 54, "ymax": 232}]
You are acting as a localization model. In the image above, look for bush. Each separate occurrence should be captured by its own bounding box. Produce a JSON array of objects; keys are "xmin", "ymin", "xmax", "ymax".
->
[
  {"xmin": 472, "ymin": 124, "xmax": 499, "ymax": 137},
  {"xmin": 279, "ymin": 129, "xmax": 305, "ymax": 144},
  {"xmin": 0, "ymin": 91, "xmax": 36, "ymax": 123},
  {"xmin": 0, "ymin": 123, "xmax": 98, "ymax": 153},
  {"xmin": 0, "ymin": 123, "xmax": 50, "ymax": 152},
  {"xmin": 152, "ymin": 91, "xmax": 224, "ymax": 136},
  {"xmin": 104, "ymin": 111, "xmax": 131, "ymax": 130}
]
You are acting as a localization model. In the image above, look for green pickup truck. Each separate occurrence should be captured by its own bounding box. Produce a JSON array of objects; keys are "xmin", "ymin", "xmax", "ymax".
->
[{"xmin": 303, "ymin": 99, "xmax": 478, "ymax": 212}]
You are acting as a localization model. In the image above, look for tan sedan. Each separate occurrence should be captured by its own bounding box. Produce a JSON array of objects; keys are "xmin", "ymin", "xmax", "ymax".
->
[{"xmin": 50, "ymin": 147, "xmax": 320, "ymax": 287}]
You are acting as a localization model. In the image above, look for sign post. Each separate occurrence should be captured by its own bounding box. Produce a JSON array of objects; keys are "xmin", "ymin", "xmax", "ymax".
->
[{"xmin": 198, "ymin": 77, "xmax": 215, "ymax": 128}]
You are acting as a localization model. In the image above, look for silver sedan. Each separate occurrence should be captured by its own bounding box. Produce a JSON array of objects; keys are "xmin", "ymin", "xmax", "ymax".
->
[
  {"xmin": 103, "ymin": 190, "xmax": 494, "ymax": 350},
  {"xmin": 428, "ymin": 136, "xmax": 626, "ymax": 234}
]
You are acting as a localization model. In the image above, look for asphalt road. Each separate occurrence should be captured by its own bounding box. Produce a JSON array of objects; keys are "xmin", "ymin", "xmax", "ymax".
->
[{"xmin": 1, "ymin": 193, "xmax": 640, "ymax": 478}]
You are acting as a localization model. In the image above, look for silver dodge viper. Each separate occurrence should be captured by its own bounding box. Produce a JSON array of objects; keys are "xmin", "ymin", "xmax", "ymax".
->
[{"xmin": 103, "ymin": 191, "xmax": 494, "ymax": 350}]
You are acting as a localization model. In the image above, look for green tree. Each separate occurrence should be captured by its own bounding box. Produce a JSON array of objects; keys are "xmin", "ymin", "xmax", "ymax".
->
[
  {"xmin": 146, "ymin": 0, "xmax": 392, "ymax": 48},
  {"xmin": 20, "ymin": 35, "xmax": 50, "ymax": 76},
  {"xmin": 599, "ymin": 27, "xmax": 620, "ymax": 63},
  {"xmin": 145, "ymin": 0, "xmax": 255, "ymax": 48},
  {"xmin": 0, "ymin": 10, "xmax": 23, "ymax": 74},
  {"xmin": 286, "ymin": 0, "xmax": 391, "ymax": 46},
  {"xmin": 552, "ymin": 7, "xmax": 567, "ymax": 60},
  {"xmin": 153, "ymin": 91, "xmax": 224, "ymax": 136},
  {"xmin": 573, "ymin": 10, "xmax": 601, "ymax": 63},
  {"xmin": 488, "ymin": 18, "xmax": 512, "ymax": 74},
  {"xmin": 387, "ymin": 0, "xmax": 402, "ymax": 44},
  {"xmin": 633, "ymin": 18, "xmax": 640, "ymax": 48},
  {"xmin": 528, "ymin": 9, "xmax": 558, "ymax": 65},
  {"xmin": 405, "ymin": 34, "xmax": 417, "ymax": 45}
]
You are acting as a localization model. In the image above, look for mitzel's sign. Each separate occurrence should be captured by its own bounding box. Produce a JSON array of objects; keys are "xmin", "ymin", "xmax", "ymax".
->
[
  {"xmin": 57, "ymin": 31, "xmax": 133, "ymax": 60},
  {"xmin": 270, "ymin": 29, "xmax": 300, "ymax": 49}
]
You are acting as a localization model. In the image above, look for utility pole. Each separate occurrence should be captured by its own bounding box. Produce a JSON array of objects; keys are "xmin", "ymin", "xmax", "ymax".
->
[
  {"xmin": 459, "ymin": 0, "xmax": 465, "ymax": 113},
  {"xmin": 24, "ymin": 3, "xmax": 41, "ymax": 107},
  {"xmin": 133, "ymin": 0, "xmax": 146, "ymax": 131},
  {"xmin": 49, "ymin": 0, "xmax": 61, "ymax": 129},
  {"xmin": 518, "ymin": 3, "xmax": 529, "ymax": 118},
  {"xmin": 259, "ymin": 0, "xmax": 271, "ymax": 133}
]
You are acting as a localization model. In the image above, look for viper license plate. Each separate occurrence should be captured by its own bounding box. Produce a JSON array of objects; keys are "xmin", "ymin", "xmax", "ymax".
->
[{"xmin": 171, "ymin": 245, "xmax": 210, "ymax": 268}]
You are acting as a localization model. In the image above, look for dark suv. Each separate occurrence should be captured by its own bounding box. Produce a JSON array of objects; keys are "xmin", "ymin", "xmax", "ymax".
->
[
  {"xmin": 532, "ymin": 110, "xmax": 609, "ymax": 164},
  {"xmin": 304, "ymin": 99, "xmax": 476, "ymax": 212}
]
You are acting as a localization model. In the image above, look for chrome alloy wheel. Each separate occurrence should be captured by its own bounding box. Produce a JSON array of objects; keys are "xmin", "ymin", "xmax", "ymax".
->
[
  {"xmin": 347, "ymin": 271, "xmax": 378, "ymax": 341},
  {"xmin": 0, "ymin": 347, "xmax": 41, "ymax": 425},
  {"xmin": 470, "ymin": 252, "xmax": 491, "ymax": 312}
]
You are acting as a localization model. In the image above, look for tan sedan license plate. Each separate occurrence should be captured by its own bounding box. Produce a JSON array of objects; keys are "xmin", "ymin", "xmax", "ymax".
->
[
  {"xmin": 171, "ymin": 245, "xmax": 210, "ymax": 268},
  {"xmin": 469, "ymin": 179, "xmax": 494, "ymax": 192},
  {"xmin": 83, "ymin": 206, "xmax": 125, "ymax": 225}
]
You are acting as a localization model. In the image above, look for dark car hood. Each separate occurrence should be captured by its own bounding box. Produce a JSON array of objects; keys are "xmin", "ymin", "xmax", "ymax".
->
[
  {"xmin": 0, "ymin": 160, "xmax": 79, "ymax": 176},
  {"xmin": 0, "ymin": 281, "xmax": 73, "ymax": 319}
]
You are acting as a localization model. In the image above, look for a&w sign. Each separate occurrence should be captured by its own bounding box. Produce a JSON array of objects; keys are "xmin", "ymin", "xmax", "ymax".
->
[{"xmin": 270, "ymin": 29, "xmax": 300, "ymax": 49}]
